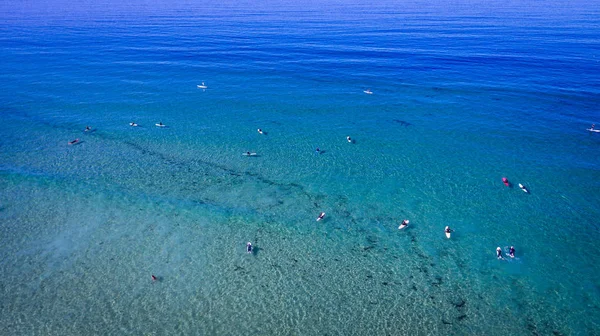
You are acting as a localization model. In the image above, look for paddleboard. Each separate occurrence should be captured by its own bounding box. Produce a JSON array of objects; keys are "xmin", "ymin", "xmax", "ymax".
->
[
  {"xmin": 363, "ymin": 90, "xmax": 373, "ymax": 94},
  {"xmin": 155, "ymin": 123, "xmax": 166, "ymax": 127},
  {"xmin": 242, "ymin": 152, "xmax": 257, "ymax": 156},
  {"xmin": 197, "ymin": 83, "xmax": 207, "ymax": 89},
  {"xmin": 518, "ymin": 183, "xmax": 529, "ymax": 193},
  {"xmin": 587, "ymin": 128, "xmax": 600, "ymax": 133},
  {"xmin": 445, "ymin": 231, "xmax": 451, "ymax": 239}
]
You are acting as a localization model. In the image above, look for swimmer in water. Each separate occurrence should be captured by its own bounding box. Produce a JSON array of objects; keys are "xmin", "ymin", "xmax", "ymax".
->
[
  {"xmin": 496, "ymin": 247, "xmax": 503, "ymax": 259},
  {"xmin": 509, "ymin": 246, "xmax": 515, "ymax": 258},
  {"xmin": 315, "ymin": 148, "xmax": 320, "ymax": 154},
  {"xmin": 247, "ymin": 242, "xmax": 253, "ymax": 254},
  {"xmin": 84, "ymin": 126, "xmax": 91, "ymax": 132}
]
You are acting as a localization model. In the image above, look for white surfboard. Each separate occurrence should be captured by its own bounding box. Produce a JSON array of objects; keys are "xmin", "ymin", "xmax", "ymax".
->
[
  {"xmin": 398, "ymin": 220, "xmax": 409, "ymax": 229},
  {"xmin": 129, "ymin": 122, "xmax": 139, "ymax": 127},
  {"xmin": 242, "ymin": 152, "xmax": 257, "ymax": 156},
  {"xmin": 445, "ymin": 231, "xmax": 451, "ymax": 239},
  {"xmin": 155, "ymin": 123, "xmax": 166, "ymax": 127},
  {"xmin": 364, "ymin": 90, "xmax": 373, "ymax": 94},
  {"xmin": 316, "ymin": 212, "xmax": 325, "ymax": 221},
  {"xmin": 197, "ymin": 82, "xmax": 207, "ymax": 89},
  {"xmin": 518, "ymin": 183, "xmax": 529, "ymax": 193},
  {"xmin": 587, "ymin": 128, "xmax": 600, "ymax": 133}
]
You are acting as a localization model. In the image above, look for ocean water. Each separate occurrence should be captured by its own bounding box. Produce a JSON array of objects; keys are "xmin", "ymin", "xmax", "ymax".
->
[{"xmin": 1, "ymin": 0, "xmax": 600, "ymax": 334}]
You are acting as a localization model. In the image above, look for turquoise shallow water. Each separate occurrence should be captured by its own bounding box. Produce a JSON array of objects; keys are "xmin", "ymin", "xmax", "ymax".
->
[{"xmin": 1, "ymin": 0, "xmax": 600, "ymax": 335}]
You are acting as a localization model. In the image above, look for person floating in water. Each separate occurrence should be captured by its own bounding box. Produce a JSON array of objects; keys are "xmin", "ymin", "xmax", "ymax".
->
[
  {"xmin": 315, "ymin": 148, "xmax": 320, "ymax": 154},
  {"xmin": 317, "ymin": 212, "xmax": 325, "ymax": 221},
  {"xmin": 68, "ymin": 138, "xmax": 80, "ymax": 145},
  {"xmin": 247, "ymin": 242, "xmax": 253, "ymax": 253},
  {"xmin": 496, "ymin": 247, "xmax": 503, "ymax": 259},
  {"xmin": 84, "ymin": 126, "xmax": 91, "ymax": 132},
  {"xmin": 509, "ymin": 246, "xmax": 515, "ymax": 258}
]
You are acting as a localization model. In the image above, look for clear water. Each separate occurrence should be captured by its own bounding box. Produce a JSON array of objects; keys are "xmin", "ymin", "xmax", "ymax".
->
[{"xmin": 1, "ymin": 0, "xmax": 600, "ymax": 334}]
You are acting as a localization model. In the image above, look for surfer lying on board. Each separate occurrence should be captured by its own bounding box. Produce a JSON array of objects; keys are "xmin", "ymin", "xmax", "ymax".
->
[
  {"xmin": 317, "ymin": 212, "xmax": 326, "ymax": 221},
  {"xmin": 496, "ymin": 247, "xmax": 503, "ymax": 259},
  {"xmin": 247, "ymin": 242, "xmax": 253, "ymax": 253},
  {"xmin": 509, "ymin": 246, "xmax": 515, "ymax": 258},
  {"xmin": 68, "ymin": 139, "xmax": 80, "ymax": 145},
  {"xmin": 445, "ymin": 226, "xmax": 453, "ymax": 234}
]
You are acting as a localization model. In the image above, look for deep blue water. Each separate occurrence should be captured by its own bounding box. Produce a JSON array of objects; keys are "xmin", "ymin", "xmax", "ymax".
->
[{"xmin": 1, "ymin": 1, "xmax": 600, "ymax": 335}]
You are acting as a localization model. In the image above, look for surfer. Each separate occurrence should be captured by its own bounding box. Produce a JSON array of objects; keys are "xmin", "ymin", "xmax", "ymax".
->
[
  {"xmin": 592, "ymin": 124, "xmax": 596, "ymax": 130},
  {"xmin": 258, "ymin": 129, "xmax": 263, "ymax": 134},
  {"xmin": 496, "ymin": 247, "xmax": 503, "ymax": 259},
  {"xmin": 129, "ymin": 122, "xmax": 138, "ymax": 127},
  {"xmin": 157, "ymin": 122, "xmax": 164, "ymax": 127},
  {"xmin": 317, "ymin": 212, "xmax": 326, "ymax": 221},
  {"xmin": 445, "ymin": 226, "xmax": 452, "ymax": 234},
  {"xmin": 68, "ymin": 139, "xmax": 80, "ymax": 145},
  {"xmin": 509, "ymin": 246, "xmax": 515, "ymax": 258},
  {"xmin": 502, "ymin": 177, "xmax": 510, "ymax": 187},
  {"xmin": 152, "ymin": 275, "xmax": 157, "ymax": 282},
  {"xmin": 398, "ymin": 219, "xmax": 409, "ymax": 229},
  {"xmin": 84, "ymin": 126, "xmax": 91, "ymax": 132},
  {"xmin": 247, "ymin": 242, "xmax": 253, "ymax": 254},
  {"xmin": 315, "ymin": 147, "xmax": 320, "ymax": 154},
  {"xmin": 347, "ymin": 136, "xmax": 352, "ymax": 143}
]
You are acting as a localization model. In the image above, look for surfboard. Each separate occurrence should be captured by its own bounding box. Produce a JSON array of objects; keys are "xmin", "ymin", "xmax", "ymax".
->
[
  {"xmin": 587, "ymin": 128, "xmax": 600, "ymax": 133},
  {"xmin": 242, "ymin": 152, "xmax": 257, "ymax": 156},
  {"xmin": 129, "ymin": 122, "xmax": 139, "ymax": 127},
  {"xmin": 398, "ymin": 220, "xmax": 409, "ymax": 229},
  {"xmin": 155, "ymin": 123, "xmax": 166, "ymax": 127},
  {"xmin": 518, "ymin": 183, "xmax": 529, "ymax": 193},
  {"xmin": 316, "ymin": 212, "xmax": 325, "ymax": 221},
  {"xmin": 445, "ymin": 231, "xmax": 451, "ymax": 239},
  {"xmin": 363, "ymin": 90, "xmax": 373, "ymax": 94}
]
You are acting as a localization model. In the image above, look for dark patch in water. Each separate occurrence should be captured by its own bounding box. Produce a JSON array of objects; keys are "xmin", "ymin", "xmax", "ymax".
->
[
  {"xmin": 361, "ymin": 245, "xmax": 374, "ymax": 252},
  {"xmin": 431, "ymin": 276, "xmax": 443, "ymax": 286},
  {"xmin": 457, "ymin": 314, "xmax": 467, "ymax": 321},
  {"xmin": 442, "ymin": 319, "xmax": 453, "ymax": 325},
  {"xmin": 453, "ymin": 299, "xmax": 466, "ymax": 308},
  {"xmin": 392, "ymin": 119, "xmax": 412, "ymax": 127},
  {"xmin": 411, "ymin": 284, "xmax": 418, "ymax": 291},
  {"xmin": 382, "ymin": 282, "xmax": 389, "ymax": 286}
]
